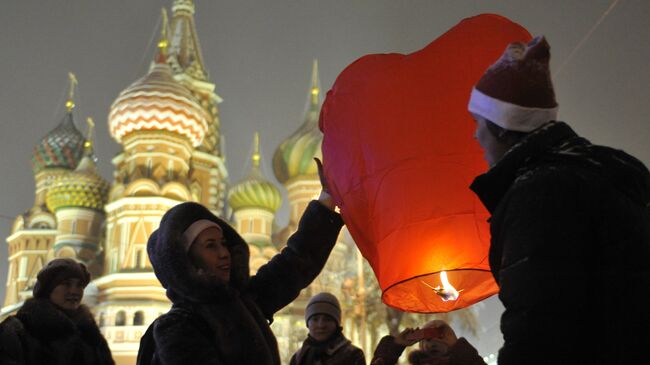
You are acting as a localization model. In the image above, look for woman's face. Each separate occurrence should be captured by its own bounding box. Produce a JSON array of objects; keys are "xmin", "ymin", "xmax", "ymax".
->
[
  {"xmin": 49, "ymin": 277, "xmax": 84, "ymax": 311},
  {"xmin": 308, "ymin": 314, "xmax": 338, "ymax": 342},
  {"xmin": 188, "ymin": 226, "xmax": 231, "ymax": 283}
]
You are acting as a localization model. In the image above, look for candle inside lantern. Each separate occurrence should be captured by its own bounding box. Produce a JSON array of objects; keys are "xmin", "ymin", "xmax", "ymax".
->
[{"xmin": 422, "ymin": 271, "xmax": 463, "ymax": 302}]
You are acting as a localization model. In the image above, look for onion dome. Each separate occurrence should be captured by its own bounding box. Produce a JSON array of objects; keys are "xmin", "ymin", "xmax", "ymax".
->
[
  {"xmin": 46, "ymin": 118, "xmax": 110, "ymax": 212},
  {"xmin": 229, "ymin": 133, "xmax": 282, "ymax": 213},
  {"xmin": 273, "ymin": 59, "xmax": 323, "ymax": 184},
  {"xmin": 31, "ymin": 74, "xmax": 85, "ymax": 174},
  {"xmin": 108, "ymin": 10, "xmax": 208, "ymax": 147}
]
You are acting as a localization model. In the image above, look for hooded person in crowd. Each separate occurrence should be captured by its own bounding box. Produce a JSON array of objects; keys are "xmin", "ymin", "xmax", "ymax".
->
[
  {"xmin": 467, "ymin": 36, "xmax": 650, "ymax": 364},
  {"xmin": 289, "ymin": 292, "xmax": 365, "ymax": 365},
  {"xmin": 0, "ymin": 258, "xmax": 114, "ymax": 365},
  {"xmin": 137, "ymin": 159, "xmax": 345, "ymax": 365},
  {"xmin": 371, "ymin": 320, "xmax": 483, "ymax": 365}
]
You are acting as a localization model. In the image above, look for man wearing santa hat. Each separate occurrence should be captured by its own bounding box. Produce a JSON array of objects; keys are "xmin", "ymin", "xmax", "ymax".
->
[{"xmin": 467, "ymin": 36, "xmax": 650, "ymax": 364}]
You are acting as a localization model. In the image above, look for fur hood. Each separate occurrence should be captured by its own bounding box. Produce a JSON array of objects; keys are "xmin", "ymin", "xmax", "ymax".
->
[{"xmin": 147, "ymin": 202, "xmax": 251, "ymax": 303}]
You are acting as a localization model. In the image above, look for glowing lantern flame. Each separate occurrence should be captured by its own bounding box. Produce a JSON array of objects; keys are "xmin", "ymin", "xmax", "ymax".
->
[{"xmin": 422, "ymin": 271, "xmax": 463, "ymax": 302}]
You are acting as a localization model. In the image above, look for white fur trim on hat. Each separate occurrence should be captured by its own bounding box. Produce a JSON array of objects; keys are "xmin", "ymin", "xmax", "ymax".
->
[
  {"xmin": 468, "ymin": 88, "xmax": 558, "ymax": 132},
  {"xmin": 182, "ymin": 219, "xmax": 222, "ymax": 252}
]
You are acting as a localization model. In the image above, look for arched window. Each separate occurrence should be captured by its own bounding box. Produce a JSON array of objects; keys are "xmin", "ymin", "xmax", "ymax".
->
[
  {"xmin": 133, "ymin": 311, "xmax": 145, "ymax": 326},
  {"xmin": 115, "ymin": 311, "xmax": 126, "ymax": 326}
]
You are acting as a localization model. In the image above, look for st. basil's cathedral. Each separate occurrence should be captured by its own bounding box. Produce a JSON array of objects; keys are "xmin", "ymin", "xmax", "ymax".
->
[{"xmin": 0, "ymin": 1, "xmax": 374, "ymax": 363}]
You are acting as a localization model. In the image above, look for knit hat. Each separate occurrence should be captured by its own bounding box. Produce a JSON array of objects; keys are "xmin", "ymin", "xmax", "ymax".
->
[
  {"xmin": 33, "ymin": 258, "xmax": 91, "ymax": 299},
  {"xmin": 181, "ymin": 219, "xmax": 223, "ymax": 252},
  {"xmin": 468, "ymin": 36, "xmax": 558, "ymax": 132},
  {"xmin": 305, "ymin": 292, "xmax": 341, "ymax": 326}
]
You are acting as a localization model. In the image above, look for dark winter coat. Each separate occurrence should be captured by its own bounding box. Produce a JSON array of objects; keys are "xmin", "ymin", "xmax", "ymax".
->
[
  {"xmin": 289, "ymin": 330, "xmax": 365, "ymax": 365},
  {"xmin": 0, "ymin": 298, "xmax": 114, "ymax": 365},
  {"xmin": 470, "ymin": 121, "xmax": 650, "ymax": 364},
  {"xmin": 140, "ymin": 200, "xmax": 344, "ymax": 365},
  {"xmin": 370, "ymin": 335, "xmax": 484, "ymax": 365}
]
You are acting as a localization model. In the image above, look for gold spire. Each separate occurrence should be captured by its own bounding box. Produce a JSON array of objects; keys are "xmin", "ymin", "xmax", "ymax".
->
[
  {"xmin": 66, "ymin": 72, "xmax": 78, "ymax": 112},
  {"xmin": 84, "ymin": 117, "xmax": 95, "ymax": 151},
  {"xmin": 252, "ymin": 132, "xmax": 261, "ymax": 167},
  {"xmin": 310, "ymin": 59, "xmax": 320, "ymax": 106},
  {"xmin": 157, "ymin": 8, "xmax": 169, "ymax": 55}
]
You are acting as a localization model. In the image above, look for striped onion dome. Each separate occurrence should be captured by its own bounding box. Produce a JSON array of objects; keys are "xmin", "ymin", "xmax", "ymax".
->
[
  {"xmin": 273, "ymin": 60, "xmax": 323, "ymax": 184},
  {"xmin": 31, "ymin": 112, "xmax": 85, "ymax": 174},
  {"xmin": 46, "ymin": 153, "xmax": 109, "ymax": 212},
  {"xmin": 229, "ymin": 134, "xmax": 281, "ymax": 213},
  {"xmin": 108, "ymin": 59, "xmax": 208, "ymax": 147}
]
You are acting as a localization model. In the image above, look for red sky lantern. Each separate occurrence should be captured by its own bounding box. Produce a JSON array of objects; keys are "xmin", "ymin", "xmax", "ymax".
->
[{"xmin": 320, "ymin": 14, "xmax": 532, "ymax": 313}]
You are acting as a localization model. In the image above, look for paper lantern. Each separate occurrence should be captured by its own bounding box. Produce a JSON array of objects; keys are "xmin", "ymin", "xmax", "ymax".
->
[{"xmin": 320, "ymin": 14, "xmax": 531, "ymax": 312}]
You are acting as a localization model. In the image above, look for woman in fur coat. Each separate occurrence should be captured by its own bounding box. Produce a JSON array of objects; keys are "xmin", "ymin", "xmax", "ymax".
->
[
  {"xmin": 138, "ymin": 159, "xmax": 345, "ymax": 365},
  {"xmin": 0, "ymin": 258, "xmax": 114, "ymax": 365}
]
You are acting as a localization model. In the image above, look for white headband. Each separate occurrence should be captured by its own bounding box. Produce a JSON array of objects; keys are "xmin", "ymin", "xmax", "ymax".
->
[
  {"xmin": 468, "ymin": 88, "xmax": 558, "ymax": 132},
  {"xmin": 181, "ymin": 219, "xmax": 222, "ymax": 252}
]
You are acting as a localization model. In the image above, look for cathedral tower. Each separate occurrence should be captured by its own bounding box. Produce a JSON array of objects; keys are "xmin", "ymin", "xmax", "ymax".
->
[
  {"xmin": 96, "ymin": 9, "xmax": 209, "ymax": 363},
  {"xmin": 228, "ymin": 133, "xmax": 281, "ymax": 273},
  {"xmin": 2, "ymin": 74, "xmax": 85, "ymax": 311}
]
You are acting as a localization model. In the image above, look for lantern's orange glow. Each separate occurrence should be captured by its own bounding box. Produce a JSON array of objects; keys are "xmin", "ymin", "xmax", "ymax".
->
[{"xmin": 320, "ymin": 14, "xmax": 532, "ymax": 312}]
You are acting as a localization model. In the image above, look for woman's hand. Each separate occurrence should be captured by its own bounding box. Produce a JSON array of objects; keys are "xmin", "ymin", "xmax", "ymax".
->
[{"xmin": 314, "ymin": 158, "xmax": 335, "ymax": 210}]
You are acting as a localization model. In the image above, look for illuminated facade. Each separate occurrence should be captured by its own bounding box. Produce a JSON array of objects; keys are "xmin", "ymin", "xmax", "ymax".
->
[{"xmin": 1, "ymin": 1, "xmax": 381, "ymax": 364}]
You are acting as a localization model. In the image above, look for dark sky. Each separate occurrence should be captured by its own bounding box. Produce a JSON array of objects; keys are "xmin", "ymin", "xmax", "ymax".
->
[{"xmin": 1, "ymin": 0, "xmax": 649, "ymax": 356}]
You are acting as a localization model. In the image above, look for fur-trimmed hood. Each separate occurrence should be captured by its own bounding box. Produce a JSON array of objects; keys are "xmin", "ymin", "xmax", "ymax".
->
[{"xmin": 147, "ymin": 202, "xmax": 251, "ymax": 303}]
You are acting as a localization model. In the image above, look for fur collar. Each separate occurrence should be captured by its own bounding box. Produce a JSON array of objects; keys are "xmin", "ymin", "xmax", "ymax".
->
[
  {"xmin": 471, "ymin": 121, "xmax": 650, "ymax": 213},
  {"xmin": 16, "ymin": 298, "xmax": 103, "ymax": 345}
]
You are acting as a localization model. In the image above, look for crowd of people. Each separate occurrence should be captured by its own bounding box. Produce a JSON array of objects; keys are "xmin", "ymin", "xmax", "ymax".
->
[{"xmin": 0, "ymin": 36, "xmax": 648, "ymax": 365}]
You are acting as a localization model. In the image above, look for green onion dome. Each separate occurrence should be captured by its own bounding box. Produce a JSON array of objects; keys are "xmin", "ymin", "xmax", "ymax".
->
[
  {"xmin": 273, "ymin": 60, "xmax": 323, "ymax": 184},
  {"xmin": 229, "ymin": 134, "xmax": 281, "ymax": 213},
  {"xmin": 46, "ymin": 153, "xmax": 109, "ymax": 213}
]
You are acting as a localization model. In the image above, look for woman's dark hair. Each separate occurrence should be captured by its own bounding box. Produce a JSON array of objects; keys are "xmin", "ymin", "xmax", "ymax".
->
[{"xmin": 484, "ymin": 119, "xmax": 529, "ymax": 145}]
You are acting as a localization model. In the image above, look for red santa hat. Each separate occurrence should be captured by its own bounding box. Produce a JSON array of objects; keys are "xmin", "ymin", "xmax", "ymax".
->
[{"xmin": 468, "ymin": 36, "xmax": 558, "ymax": 132}]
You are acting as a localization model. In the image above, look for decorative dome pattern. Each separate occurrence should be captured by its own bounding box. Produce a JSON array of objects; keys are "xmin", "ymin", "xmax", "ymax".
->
[
  {"xmin": 229, "ymin": 134, "xmax": 282, "ymax": 213},
  {"xmin": 46, "ymin": 156, "xmax": 110, "ymax": 212},
  {"xmin": 228, "ymin": 170, "xmax": 282, "ymax": 213},
  {"xmin": 273, "ymin": 60, "xmax": 323, "ymax": 184},
  {"xmin": 108, "ymin": 62, "xmax": 208, "ymax": 147},
  {"xmin": 31, "ymin": 113, "xmax": 85, "ymax": 173},
  {"xmin": 272, "ymin": 124, "xmax": 322, "ymax": 184}
]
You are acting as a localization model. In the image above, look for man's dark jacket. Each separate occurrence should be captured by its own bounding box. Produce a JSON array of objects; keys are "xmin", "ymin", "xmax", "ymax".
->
[
  {"xmin": 289, "ymin": 331, "xmax": 365, "ymax": 365},
  {"xmin": 139, "ymin": 200, "xmax": 344, "ymax": 365},
  {"xmin": 0, "ymin": 298, "xmax": 114, "ymax": 365},
  {"xmin": 471, "ymin": 122, "xmax": 650, "ymax": 364}
]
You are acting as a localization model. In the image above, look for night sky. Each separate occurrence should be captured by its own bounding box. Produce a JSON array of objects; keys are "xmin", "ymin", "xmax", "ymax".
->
[{"xmin": 1, "ymin": 0, "xmax": 648, "ymax": 357}]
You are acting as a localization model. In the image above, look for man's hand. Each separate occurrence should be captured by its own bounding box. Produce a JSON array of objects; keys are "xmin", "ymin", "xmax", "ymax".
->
[{"xmin": 394, "ymin": 327, "xmax": 420, "ymax": 347}]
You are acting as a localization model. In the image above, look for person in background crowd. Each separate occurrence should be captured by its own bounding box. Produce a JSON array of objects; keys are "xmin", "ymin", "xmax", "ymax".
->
[
  {"xmin": 371, "ymin": 320, "xmax": 484, "ymax": 365},
  {"xmin": 290, "ymin": 292, "xmax": 365, "ymax": 365},
  {"xmin": 0, "ymin": 258, "xmax": 114, "ymax": 365},
  {"xmin": 137, "ymin": 159, "xmax": 345, "ymax": 365},
  {"xmin": 467, "ymin": 35, "xmax": 650, "ymax": 364}
]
